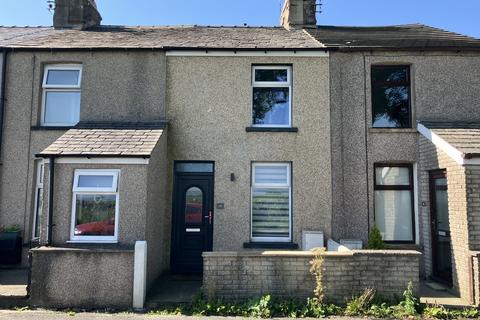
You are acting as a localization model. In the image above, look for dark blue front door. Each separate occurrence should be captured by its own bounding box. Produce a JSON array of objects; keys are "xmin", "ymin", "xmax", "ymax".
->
[{"xmin": 171, "ymin": 167, "xmax": 214, "ymax": 274}]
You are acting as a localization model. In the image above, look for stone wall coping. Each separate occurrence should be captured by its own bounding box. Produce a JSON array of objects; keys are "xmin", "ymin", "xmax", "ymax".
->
[
  {"xmin": 30, "ymin": 246, "xmax": 134, "ymax": 254},
  {"xmin": 203, "ymin": 249, "xmax": 422, "ymax": 258}
]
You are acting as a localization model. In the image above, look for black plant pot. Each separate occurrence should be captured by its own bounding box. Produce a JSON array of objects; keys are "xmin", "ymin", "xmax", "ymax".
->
[{"xmin": 0, "ymin": 231, "xmax": 22, "ymax": 265}]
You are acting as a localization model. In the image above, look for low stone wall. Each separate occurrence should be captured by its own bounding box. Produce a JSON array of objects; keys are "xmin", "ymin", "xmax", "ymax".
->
[
  {"xmin": 203, "ymin": 250, "xmax": 421, "ymax": 302},
  {"xmin": 30, "ymin": 246, "xmax": 134, "ymax": 309}
]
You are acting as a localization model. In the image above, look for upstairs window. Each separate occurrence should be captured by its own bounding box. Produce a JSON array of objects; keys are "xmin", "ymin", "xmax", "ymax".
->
[
  {"xmin": 42, "ymin": 65, "xmax": 82, "ymax": 126},
  {"xmin": 251, "ymin": 163, "xmax": 292, "ymax": 242},
  {"xmin": 252, "ymin": 66, "xmax": 292, "ymax": 127},
  {"xmin": 71, "ymin": 170, "xmax": 119, "ymax": 242},
  {"xmin": 371, "ymin": 66, "xmax": 411, "ymax": 128}
]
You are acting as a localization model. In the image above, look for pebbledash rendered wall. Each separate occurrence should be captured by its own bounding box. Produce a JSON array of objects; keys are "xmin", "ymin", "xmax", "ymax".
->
[
  {"xmin": 29, "ymin": 247, "xmax": 134, "ymax": 308},
  {"xmin": 202, "ymin": 250, "xmax": 421, "ymax": 302}
]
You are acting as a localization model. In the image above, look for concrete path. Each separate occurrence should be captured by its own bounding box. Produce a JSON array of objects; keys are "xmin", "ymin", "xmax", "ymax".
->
[{"xmin": 0, "ymin": 310, "xmax": 363, "ymax": 320}]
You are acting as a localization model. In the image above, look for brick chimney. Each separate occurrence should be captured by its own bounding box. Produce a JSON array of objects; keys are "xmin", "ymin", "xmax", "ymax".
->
[
  {"xmin": 280, "ymin": 0, "xmax": 317, "ymax": 29},
  {"xmin": 54, "ymin": 0, "xmax": 102, "ymax": 30}
]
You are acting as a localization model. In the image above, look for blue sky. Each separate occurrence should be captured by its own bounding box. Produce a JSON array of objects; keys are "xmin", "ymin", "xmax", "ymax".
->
[{"xmin": 1, "ymin": 0, "xmax": 478, "ymax": 38}]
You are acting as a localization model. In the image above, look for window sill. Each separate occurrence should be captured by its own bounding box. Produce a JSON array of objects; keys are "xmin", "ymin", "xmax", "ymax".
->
[
  {"xmin": 31, "ymin": 125, "xmax": 75, "ymax": 131},
  {"xmin": 246, "ymin": 127, "xmax": 298, "ymax": 133},
  {"xmin": 243, "ymin": 242, "xmax": 299, "ymax": 249},
  {"xmin": 369, "ymin": 128, "xmax": 417, "ymax": 133},
  {"xmin": 67, "ymin": 240, "xmax": 118, "ymax": 244}
]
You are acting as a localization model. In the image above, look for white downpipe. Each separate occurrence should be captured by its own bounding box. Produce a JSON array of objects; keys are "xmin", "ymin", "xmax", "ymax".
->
[{"xmin": 133, "ymin": 241, "xmax": 147, "ymax": 309}]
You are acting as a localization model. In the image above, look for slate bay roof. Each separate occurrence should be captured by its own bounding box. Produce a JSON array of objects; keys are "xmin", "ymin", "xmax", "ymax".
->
[
  {"xmin": 0, "ymin": 25, "xmax": 324, "ymax": 49},
  {"xmin": 39, "ymin": 128, "xmax": 164, "ymax": 157},
  {"xmin": 306, "ymin": 24, "xmax": 480, "ymax": 50},
  {"xmin": 419, "ymin": 121, "xmax": 480, "ymax": 158}
]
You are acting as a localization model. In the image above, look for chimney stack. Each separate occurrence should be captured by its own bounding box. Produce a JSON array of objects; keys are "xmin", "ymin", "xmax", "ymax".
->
[
  {"xmin": 280, "ymin": 0, "xmax": 317, "ymax": 29},
  {"xmin": 54, "ymin": 0, "xmax": 102, "ymax": 30}
]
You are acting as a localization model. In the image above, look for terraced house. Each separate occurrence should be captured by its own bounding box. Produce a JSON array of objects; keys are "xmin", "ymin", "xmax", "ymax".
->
[{"xmin": 1, "ymin": 0, "xmax": 480, "ymax": 309}]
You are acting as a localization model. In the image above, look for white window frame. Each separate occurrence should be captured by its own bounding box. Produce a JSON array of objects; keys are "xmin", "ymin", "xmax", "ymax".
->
[
  {"xmin": 251, "ymin": 162, "xmax": 292, "ymax": 242},
  {"xmin": 41, "ymin": 64, "xmax": 82, "ymax": 127},
  {"xmin": 32, "ymin": 160, "xmax": 44, "ymax": 240},
  {"xmin": 70, "ymin": 169, "xmax": 120, "ymax": 243},
  {"xmin": 252, "ymin": 66, "xmax": 292, "ymax": 128}
]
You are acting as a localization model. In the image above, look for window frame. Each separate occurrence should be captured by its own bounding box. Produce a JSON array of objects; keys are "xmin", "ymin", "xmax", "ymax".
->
[
  {"xmin": 32, "ymin": 160, "xmax": 44, "ymax": 240},
  {"xmin": 371, "ymin": 65, "xmax": 412, "ymax": 129},
  {"xmin": 373, "ymin": 163, "xmax": 415, "ymax": 244},
  {"xmin": 41, "ymin": 64, "xmax": 83, "ymax": 127},
  {"xmin": 251, "ymin": 65, "xmax": 292, "ymax": 128},
  {"xmin": 70, "ymin": 169, "xmax": 120, "ymax": 243},
  {"xmin": 251, "ymin": 162, "xmax": 292, "ymax": 243}
]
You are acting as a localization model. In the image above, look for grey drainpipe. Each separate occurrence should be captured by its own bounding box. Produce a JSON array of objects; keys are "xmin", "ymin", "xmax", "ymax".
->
[
  {"xmin": 0, "ymin": 49, "xmax": 7, "ymax": 163},
  {"xmin": 47, "ymin": 156, "xmax": 55, "ymax": 246}
]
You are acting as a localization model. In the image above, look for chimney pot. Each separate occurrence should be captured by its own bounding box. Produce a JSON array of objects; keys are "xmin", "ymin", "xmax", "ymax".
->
[{"xmin": 54, "ymin": 0, "xmax": 102, "ymax": 30}]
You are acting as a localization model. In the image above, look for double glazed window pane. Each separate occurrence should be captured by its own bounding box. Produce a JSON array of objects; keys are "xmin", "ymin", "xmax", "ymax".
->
[
  {"xmin": 375, "ymin": 190, "xmax": 413, "ymax": 241},
  {"xmin": 254, "ymin": 165, "xmax": 288, "ymax": 185},
  {"xmin": 253, "ymin": 87, "xmax": 289, "ymax": 126},
  {"xmin": 255, "ymin": 69, "xmax": 288, "ymax": 82},
  {"xmin": 252, "ymin": 188, "xmax": 289, "ymax": 238},
  {"xmin": 46, "ymin": 70, "xmax": 80, "ymax": 86},
  {"xmin": 44, "ymin": 91, "xmax": 80, "ymax": 124},
  {"xmin": 375, "ymin": 167, "xmax": 410, "ymax": 185},
  {"xmin": 78, "ymin": 175, "xmax": 114, "ymax": 189},
  {"xmin": 372, "ymin": 86, "xmax": 410, "ymax": 128},
  {"xmin": 371, "ymin": 66, "xmax": 411, "ymax": 128},
  {"xmin": 74, "ymin": 194, "xmax": 116, "ymax": 236}
]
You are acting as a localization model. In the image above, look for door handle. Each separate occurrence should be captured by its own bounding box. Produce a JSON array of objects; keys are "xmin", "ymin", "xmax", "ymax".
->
[{"xmin": 204, "ymin": 211, "xmax": 213, "ymax": 225}]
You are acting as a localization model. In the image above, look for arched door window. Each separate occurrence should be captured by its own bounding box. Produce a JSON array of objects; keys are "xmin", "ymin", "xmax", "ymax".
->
[{"xmin": 185, "ymin": 187, "xmax": 203, "ymax": 224}]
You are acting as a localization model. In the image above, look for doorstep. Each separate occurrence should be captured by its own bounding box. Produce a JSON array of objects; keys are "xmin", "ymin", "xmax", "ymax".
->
[
  {"xmin": 0, "ymin": 268, "xmax": 28, "ymax": 308},
  {"xmin": 419, "ymin": 281, "xmax": 470, "ymax": 308},
  {"xmin": 145, "ymin": 274, "xmax": 202, "ymax": 308}
]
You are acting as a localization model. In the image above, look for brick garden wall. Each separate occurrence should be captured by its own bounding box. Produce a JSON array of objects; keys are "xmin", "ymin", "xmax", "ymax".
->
[{"xmin": 203, "ymin": 250, "xmax": 421, "ymax": 302}]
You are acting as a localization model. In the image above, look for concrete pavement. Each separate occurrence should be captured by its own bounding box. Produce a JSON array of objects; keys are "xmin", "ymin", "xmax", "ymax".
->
[{"xmin": 0, "ymin": 310, "xmax": 363, "ymax": 320}]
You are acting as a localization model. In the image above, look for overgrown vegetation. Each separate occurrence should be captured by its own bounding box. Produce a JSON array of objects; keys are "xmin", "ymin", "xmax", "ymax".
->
[
  {"xmin": 146, "ymin": 282, "xmax": 479, "ymax": 319},
  {"xmin": 309, "ymin": 247, "xmax": 326, "ymax": 303},
  {"xmin": 368, "ymin": 225, "xmax": 386, "ymax": 249}
]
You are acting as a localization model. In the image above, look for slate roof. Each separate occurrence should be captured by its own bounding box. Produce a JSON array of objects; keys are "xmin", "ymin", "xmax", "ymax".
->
[
  {"xmin": 306, "ymin": 24, "xmax": 480, "ymax": 50},
  {"xmin": 419, "ymin": 121, "xmax": 480, "ymax": 158},
  {"xmin": 0, "ymin": 25, "xmax": 323, "ymax": 49},
  {"xmin": 39, "ymin": 128, "xmax": 164, "ymax": 157}
]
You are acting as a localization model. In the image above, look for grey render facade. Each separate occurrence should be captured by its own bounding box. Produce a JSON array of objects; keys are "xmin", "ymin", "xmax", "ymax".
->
[{"xmin": 1, "ymin": 0, "xmax": 480, "ymax": 308}]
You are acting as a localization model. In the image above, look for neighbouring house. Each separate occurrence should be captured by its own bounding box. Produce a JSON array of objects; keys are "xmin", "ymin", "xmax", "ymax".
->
[{"xmin": 0, "ymin": 0, "xmax": 479, "ymax": 309}]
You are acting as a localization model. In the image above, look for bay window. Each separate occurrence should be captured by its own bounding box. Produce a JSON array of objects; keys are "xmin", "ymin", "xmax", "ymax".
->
[
  {"xmin": 374, "ymin": 164, "xmax": 414, "ymax": 242},
  {"xmin": 71, "ymin": 170, "xmax": 119, "ymax": 242},
  {"xmin": 251, "ymin": 163, "xmax": 291, "ymax": 242}
]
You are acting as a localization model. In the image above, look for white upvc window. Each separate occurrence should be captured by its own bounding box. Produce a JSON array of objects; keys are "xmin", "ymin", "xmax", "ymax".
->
[
  {"xmin": 32, "ymin": 160, "xmax": 44, "ymax": 240},
  {"xmin": 41, "ymin": 64, "xmax": 82, "ymax": 127},
  {"xmin": 252, "ymin": 66, "xmax": 292, "ymax": 127},
  {"xmin": 251, "ymin": 163, "xmax": 292, "ymax": 242},
  {"xmin": 70, "ymin": 169, "xmax": 120, "ymax": 243}
]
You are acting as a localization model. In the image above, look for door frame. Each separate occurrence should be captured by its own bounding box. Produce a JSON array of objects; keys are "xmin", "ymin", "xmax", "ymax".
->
[
  {"xmin": 170, "ymin": 161, "xmax": 215, "ymax": 273},
  {"xmin": 429, "ymin": 169, "xmax": 452, "ymax": 285}
]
